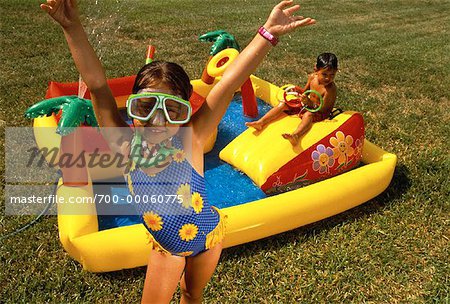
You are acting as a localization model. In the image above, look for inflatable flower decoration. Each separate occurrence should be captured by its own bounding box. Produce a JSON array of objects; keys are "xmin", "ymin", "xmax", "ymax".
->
[
  {"xmin": 330, "ymin": 131, "xmax": 354, "ymax": 166},
  {"xmin": 312, "ymin": 144, "xmax": 335, "ymax": 174}
]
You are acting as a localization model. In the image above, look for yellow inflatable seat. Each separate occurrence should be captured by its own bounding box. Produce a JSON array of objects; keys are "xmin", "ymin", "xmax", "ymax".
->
[{"xmin": 219, "ymin": 111, "xmax": 360, "ymax": 189}]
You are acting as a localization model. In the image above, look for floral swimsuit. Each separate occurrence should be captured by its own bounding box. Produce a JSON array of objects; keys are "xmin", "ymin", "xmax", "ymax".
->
[{"xmin": 125, "ymin": 136, "xmax": 226, "ymax": 257}]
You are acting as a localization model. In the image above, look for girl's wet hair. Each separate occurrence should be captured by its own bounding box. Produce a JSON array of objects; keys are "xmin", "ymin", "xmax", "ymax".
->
[
  {"xmin": 132, "ymin": 61, "xmax": 193, "ymax": 100},
  {"xmin": 316, "ymin": 53, "xmax": 338, "ymax": 70}
]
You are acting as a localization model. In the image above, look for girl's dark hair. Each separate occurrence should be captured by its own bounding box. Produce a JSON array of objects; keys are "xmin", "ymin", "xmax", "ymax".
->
[
  {"xmin": 316, "ymin": 53, "xmax": 338, "ymax": 70},
  {"xmin": 132, "ymin": 61, "xmax": 193, "ymax": 100}
]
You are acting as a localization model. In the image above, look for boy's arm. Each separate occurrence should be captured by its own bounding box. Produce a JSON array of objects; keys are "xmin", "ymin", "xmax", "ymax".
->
[
  {"xmin": 191, "ymin": 1, "xmax": 315, "ymax": 144},
  {"xmin": 41, "ymin": 0, "xmax": 127, "ymax": 131},
  {"xmin": 298, "ymin": 73, "xmax": 314, "ymax": 106},
  {"xmin": 321, "ymin": 84, "xmax": 337, "ymax": 113},
  {"xmin": 302, "ymin": 73, "xmax": 314, "ymax": 91}
]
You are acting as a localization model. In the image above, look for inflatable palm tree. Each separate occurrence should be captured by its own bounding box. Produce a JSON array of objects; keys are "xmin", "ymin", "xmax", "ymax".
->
[
  {"xmin": 199, "ymin": 30, "xmax": 240, "ymax": 55},
  {"xmin": 24, "ymin": 95, "xmax": 98, "ymax": 136},
  {"xmin": 25, "ymin": 95, "xmax": 98, "ymax": 185}
]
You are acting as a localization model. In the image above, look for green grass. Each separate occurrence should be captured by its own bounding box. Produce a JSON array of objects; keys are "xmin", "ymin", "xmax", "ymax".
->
[{"xmin": 1, "ymin": 0, "xmax": 449, "ymax": 303}]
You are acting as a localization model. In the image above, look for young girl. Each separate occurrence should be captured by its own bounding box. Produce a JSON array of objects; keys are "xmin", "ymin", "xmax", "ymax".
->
[
  {"xmin": 246, "ymin": 53, "xmax": 338, "ymax": 146},
  {"xmin": 40, "ymin": 0, "xmax": 315, "ymax": 302}
]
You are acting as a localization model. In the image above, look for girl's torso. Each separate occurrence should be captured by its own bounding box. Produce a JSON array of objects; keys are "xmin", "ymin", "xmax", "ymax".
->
[{"xmin": 125, "ymin": 135, "xmax": 225, "ymax": 257}]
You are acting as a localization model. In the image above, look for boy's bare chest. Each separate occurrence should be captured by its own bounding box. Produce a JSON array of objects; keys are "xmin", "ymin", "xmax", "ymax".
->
[{"xmin": 310, "ymin": 78, "xmax": 327, "ymax": 96}]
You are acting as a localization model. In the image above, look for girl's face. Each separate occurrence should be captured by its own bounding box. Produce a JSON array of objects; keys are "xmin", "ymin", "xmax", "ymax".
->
[
  {"xmin": 133, "ymin": 83, "xmax": 181, "ymax": 144},
  {"xmin": 315, "ymin": 67, "xmax": 337, "ymax": 86}
]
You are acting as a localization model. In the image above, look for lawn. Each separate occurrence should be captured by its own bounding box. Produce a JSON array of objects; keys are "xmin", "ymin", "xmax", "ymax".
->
[{"xmin": 1, "ymin": 0, "xmax": 449, "ymax": 303}]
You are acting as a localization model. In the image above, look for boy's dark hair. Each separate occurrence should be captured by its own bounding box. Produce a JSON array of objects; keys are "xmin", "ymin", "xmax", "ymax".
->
[
  {"xmin": 132, "ymin": 61, "xmax": 193, "ymax": 100},
  {"xmin": 316, "ymin": 53, "xmax": 338, "ymax": 70}
]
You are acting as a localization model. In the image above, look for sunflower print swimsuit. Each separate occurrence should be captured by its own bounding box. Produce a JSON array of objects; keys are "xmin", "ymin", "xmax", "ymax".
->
[{"xmin": 125, "ymin": 137, "xmax": 226, "ymax": 257}]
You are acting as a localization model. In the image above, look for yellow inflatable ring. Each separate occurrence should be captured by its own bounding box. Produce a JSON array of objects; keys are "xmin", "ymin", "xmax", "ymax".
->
[{"xmin": 207, "ymin": 48, "xmax": 239, "ymax": 77}]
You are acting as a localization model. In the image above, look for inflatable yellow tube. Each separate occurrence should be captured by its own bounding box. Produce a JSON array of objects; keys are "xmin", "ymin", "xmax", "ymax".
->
[
  {"xmin": 223, "ymin": 140, "xmax": 396, "ymax": 246},
  {"xmin": 55, "ymin": 138, "xmax": 395, "ymax": 272}
]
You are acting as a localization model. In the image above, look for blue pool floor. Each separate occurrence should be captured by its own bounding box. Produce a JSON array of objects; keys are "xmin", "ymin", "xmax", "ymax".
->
[{"xmin": 97, "ymin": 95, "xmax": 272, "ymax": 230}]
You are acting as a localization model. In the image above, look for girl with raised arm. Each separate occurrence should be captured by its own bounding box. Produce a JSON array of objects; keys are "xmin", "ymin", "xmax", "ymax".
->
[{"xmin": 40, "ymin": 0, "xmax": 315, "ymax": 302}]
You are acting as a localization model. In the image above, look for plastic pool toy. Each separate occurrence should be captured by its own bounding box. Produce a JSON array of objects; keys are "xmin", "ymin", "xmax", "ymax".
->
[{"xmin": 281, "ymin": 84, "xmax": 324, "ymax": 113}]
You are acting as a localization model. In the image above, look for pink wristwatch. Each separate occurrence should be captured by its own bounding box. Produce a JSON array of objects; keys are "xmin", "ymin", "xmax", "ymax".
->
[{"xmin": 258, "ymin": 26, "xmax": 279, "ymax": 46}]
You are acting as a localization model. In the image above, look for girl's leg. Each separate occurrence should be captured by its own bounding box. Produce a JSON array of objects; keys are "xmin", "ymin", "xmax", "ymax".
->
[
  {"xmin": 282, "ymin": 111, "xmax": 313, "ymax": 145},
  {"xmin": 245, "ymin": 103, "xmax": 288, "ymax": 130},
  {"xmin": 141, "ymin": 250, "xmax": 186, "ymax": 304},
  {"xmin": 179, "ymin": 243, "xmax": 223, "ymax": 304}
]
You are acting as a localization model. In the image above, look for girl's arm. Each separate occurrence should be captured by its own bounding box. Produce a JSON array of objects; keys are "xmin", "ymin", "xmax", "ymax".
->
[
  {"xmin": 41, "ymin": 0, "xmax": 128, "ymax": 133},
  {"xmin": 191, "ymin": 0, "xmax": 315, "ymax": 144}
]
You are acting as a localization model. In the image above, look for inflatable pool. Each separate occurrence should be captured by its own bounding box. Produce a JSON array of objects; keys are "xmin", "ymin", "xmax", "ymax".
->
[
  {"xmin": 27, "ymin": 46, "xmax": 397, "ymax": 272},
  {"xmin": 28, "ymin": 74, "xmax": 396, "ymax": 272}
]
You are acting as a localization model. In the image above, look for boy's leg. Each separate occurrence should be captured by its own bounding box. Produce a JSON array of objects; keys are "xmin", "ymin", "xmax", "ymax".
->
[
  {"xmin": 179, "ymin": 243, "xmax": 223, "ymax": 304},
  {"xmin": 282, "ymin": 111, "xmax": 313, "ymax": 145},
  {"xmin": 141, "ymin": 250, "xmax": 186, "ymax": 304},
  {"xmin": 245, "ymin": 103, "xmax": 288, "ymax": 130}
]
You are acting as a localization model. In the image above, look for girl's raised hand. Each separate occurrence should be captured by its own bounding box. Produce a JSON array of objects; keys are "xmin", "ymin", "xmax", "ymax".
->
[
  {"xmin": 263, "ymin": 0, "xmax": 315, "ymax": 37},
  {"xmin": 40, "ymin": 0, "xmax": 80, "ymax": 29}
]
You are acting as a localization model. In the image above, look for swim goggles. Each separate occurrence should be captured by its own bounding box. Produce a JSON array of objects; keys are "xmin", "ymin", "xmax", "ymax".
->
[{"xmin": 126, "ymin": 92, "xmax": 192, "ymax": 124}]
